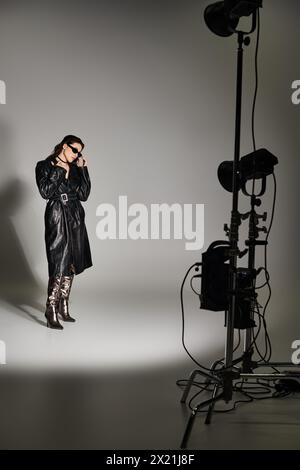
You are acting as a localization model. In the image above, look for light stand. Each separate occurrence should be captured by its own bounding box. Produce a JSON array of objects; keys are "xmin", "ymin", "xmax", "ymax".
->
[{"xmin": 179, "ymin": 3, "xmax": 300, "ymax": 449}]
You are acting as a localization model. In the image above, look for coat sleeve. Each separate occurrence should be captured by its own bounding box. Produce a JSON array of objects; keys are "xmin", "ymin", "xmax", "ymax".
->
[
  {"xmin": 76, "ymin": 166, "xmax": 91, "ymax": 201},
  {"xmin": 35, "ymin": 160, "xmax": 67, "ymax": 199}
]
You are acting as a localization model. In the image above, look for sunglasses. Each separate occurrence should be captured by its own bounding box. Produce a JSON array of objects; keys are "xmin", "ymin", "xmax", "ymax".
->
[{"xmin": 67, "ymin": 143, "xmax": 82, "ymax": 158}]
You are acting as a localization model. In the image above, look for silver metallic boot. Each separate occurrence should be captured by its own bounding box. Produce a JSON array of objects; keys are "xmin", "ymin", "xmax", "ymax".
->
[
  {"xmin": 45, "ymin": 275, "xmax": 64, "ymax": 329},
  {"xmin": 58, "ymin": 275, "xmax": 76, "ymax": 322}
]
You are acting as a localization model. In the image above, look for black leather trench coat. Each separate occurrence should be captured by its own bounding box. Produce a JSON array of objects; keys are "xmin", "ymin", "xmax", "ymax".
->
[{"xmin": 35, "ymin": 156, "xmax": 93, "ymax": 277}]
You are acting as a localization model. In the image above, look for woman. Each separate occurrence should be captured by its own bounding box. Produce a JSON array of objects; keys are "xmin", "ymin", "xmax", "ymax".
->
[{"xmin": 35, "ymin": 135, "xmax": 93, "ymax": 329}]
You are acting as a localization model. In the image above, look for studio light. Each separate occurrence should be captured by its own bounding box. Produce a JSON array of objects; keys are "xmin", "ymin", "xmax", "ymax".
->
[
  {"xmin": 204, "ymin": 1, "xmax": 238, "ymax": 37},
  {"xmin": 217, "ymin": 148, "xmax": 278, "ymax": 193},
  {"xmin": 204, "ymin": 0, "xmax": 262, "ymax": 37}
]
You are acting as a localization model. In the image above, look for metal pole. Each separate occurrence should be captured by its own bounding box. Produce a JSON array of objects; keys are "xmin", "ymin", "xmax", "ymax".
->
[{"xmin": 224, "ymin": 31, "xmax": 245, "ymax": 401}]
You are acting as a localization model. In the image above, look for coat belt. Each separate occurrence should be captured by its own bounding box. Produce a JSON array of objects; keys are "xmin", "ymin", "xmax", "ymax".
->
[{"xmin": 49, "ymin": 193, "xmax": 78, "ymax": 203}]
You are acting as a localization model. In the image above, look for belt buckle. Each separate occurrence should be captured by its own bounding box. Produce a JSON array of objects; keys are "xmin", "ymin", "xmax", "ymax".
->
[{"xmin": 61, "ymin": 193, "xmax": 68, "ymax": 202}]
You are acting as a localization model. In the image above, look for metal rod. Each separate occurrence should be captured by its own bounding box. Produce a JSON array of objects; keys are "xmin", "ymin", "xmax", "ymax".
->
[
  {"xmin": 240, "ymin": 372, "xmax": 300, "ymax": 379},
  {"xmin": 224, "ymin": 31, "xmax": 245, "ymax": 402},
  {"xmin": 255, "ymin": 362, "xmax": 299, "ymax": 368}
]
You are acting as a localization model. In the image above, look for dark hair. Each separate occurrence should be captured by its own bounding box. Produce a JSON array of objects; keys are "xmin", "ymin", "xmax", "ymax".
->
[{"xmin": 47, "ymin": 134, "xmax": 85, "ymax": 163}]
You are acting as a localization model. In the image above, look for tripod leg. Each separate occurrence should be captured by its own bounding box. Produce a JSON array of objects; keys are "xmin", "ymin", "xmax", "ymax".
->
[
  {"xmin": 204, "ymin": 383, "xmax": 219, "ymax": 424},
  {"xmin": 180, "ymin": 409, "xmax": 197, "ymax": 449},
  {"xmin": 180, "ymin": 392, "xmax": 224, "ymax": 449}
]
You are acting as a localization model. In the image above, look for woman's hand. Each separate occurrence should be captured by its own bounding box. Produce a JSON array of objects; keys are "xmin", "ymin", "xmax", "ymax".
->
[{"xmin": 76, "ymin": 156, "xmax": 88, "ymax": 167}]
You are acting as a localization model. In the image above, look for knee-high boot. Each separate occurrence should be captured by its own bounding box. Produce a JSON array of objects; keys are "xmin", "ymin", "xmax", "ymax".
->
[
  {"xmin": 45, "ymin": 275, "xmax": 64, "ymax": 329},
  {"xmin": 58, "ymin": 275, "xmax": 76, "ymax": 322}
]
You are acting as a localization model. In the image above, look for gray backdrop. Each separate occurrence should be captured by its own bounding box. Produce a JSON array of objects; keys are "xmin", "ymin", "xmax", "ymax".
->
[{"xmin": 0, "ymin": 0, "xmax": 299, "ymax": 369}]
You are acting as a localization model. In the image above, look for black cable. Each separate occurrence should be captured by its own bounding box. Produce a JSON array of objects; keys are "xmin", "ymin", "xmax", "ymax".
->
[
  {"xmin": 244, "ymin": 6, "xmax": 274, "ymax": 365},
  {"xmin": 253, "ymin": 301, "xmax": 272, "ymax": 363},
  {"xmin": 180, "ymin": 265, "xmax": 245, "ymax": 378},
  {"xmin": 255, "ymin": 172, "xmax": 277, "ymax": 364},
  {"xmin": 244, "ymin": 297, "xmax": 262, "ymax": 352},
  {"xmin": 248, "ymin": 6, "xmax": 270, "ymax": 363},
  {"xmin": 188, "ymin": 382, "xmax": 214, "ymax": 410},
  {"xmin": 251, "ymin": 7, "xmax": 260, "ymax": 158},
  {"xmin": 209, "ymin": 329, "xmax": 242, "ymax": 373},
  {"xmin": 180, "ymin": 264, "xmax": 214, "ymax": 372},
  {"xmin": 190, "ymin": 275, "xmax": 201, "ymax": 296},
  {"xmin": 247, "ymin": 6, "xmax": 277, "ymax": 366},
  {"xmin": 255, "ymin": 267, "xmax": 270, "ymax": 289}
]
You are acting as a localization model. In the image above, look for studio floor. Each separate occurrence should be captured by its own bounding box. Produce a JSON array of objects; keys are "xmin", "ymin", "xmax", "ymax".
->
[{"xmin": 0, "ymin": 286, "xmax": 299, "ymax": 450}]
